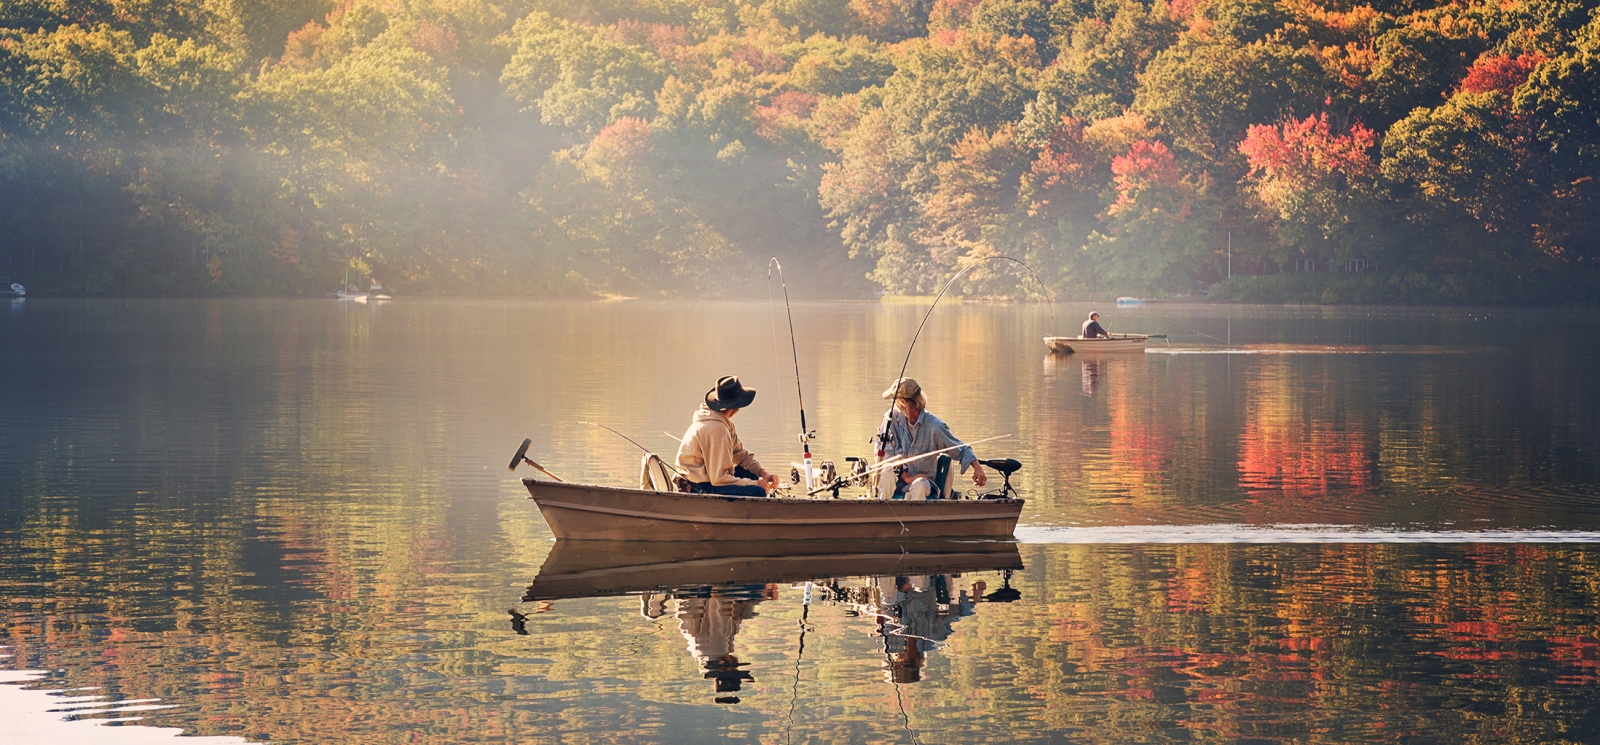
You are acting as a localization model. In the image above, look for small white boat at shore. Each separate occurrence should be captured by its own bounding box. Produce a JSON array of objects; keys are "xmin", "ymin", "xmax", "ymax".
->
[{"xmin": 1044, "ymin": 334, "xmax": 1150, "ymax": 353}]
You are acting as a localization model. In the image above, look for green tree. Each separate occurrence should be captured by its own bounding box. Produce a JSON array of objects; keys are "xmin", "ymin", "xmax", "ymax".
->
[{"xmin": 501, "ymin": 13, "xmax": 667, "ymax": 133}]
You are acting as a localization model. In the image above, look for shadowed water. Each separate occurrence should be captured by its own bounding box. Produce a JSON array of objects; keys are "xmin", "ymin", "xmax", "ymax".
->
[{"xmin": 2, "ymin": 299, "xmax": 1599, "ymax": 742}]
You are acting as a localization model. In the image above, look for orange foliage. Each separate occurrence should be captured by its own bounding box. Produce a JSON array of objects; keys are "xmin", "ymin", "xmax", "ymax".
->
[{"xmin": 586, "ymin": 117, "xmax": 653, "ymax": 165}]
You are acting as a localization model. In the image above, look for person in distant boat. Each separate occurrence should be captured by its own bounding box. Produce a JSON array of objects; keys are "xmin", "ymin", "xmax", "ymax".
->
[
  {"xmin": 876, "ymin": 378, "xmax": 986, "ymax": 500},
  {"xmin": 676, "ymin": 375, "xmax": 779, "ymax": 497},
  {"xmin": 1081, "ymin": 311, "xmax": 1110, "ymax": 339}
]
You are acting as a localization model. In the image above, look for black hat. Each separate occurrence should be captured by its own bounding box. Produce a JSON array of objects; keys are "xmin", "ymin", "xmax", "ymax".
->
[
  {"xmin": 705, "ymin": 376, "xmax": 757, "ymax": 411},
  {"xmin": 704, "ymin": 655, "xmax": 754, "ymax": 692}
]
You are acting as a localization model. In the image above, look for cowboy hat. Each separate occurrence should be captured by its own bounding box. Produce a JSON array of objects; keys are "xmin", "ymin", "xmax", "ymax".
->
[{"xmin": 705, "ymin": 375, "xmax": 757, "ymax": 411}]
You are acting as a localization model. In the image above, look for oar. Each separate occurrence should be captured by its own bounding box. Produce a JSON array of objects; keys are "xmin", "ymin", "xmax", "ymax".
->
[{"xmin": 507, "ymin": 437, "xmax": 564, "ymax": 481}]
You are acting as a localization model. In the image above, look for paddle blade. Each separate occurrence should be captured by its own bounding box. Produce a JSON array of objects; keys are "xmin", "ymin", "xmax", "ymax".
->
[{"xmin": 509, "ymin": 438, "xmax": 532, "ymax": 471}]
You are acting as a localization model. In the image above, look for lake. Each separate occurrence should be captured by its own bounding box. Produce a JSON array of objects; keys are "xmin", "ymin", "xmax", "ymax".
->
[{"xmin": 3, "ymin": 298, "xmax": 1600, "ymax": 743}]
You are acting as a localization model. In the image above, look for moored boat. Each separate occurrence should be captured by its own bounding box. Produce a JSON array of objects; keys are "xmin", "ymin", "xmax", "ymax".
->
[
  {"xmin": 521, "ymin": 478, "xmax": 1024, "ymax": 541},
  {"xmin": 1044, "ymin": 334, "xmax": 1149, "ymax": 353}
]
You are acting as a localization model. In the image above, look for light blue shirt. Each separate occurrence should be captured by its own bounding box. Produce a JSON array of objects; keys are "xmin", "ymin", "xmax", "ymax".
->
[{"xmin": 879, "ymin": 409, "xmax": 976, "ymax": 480}]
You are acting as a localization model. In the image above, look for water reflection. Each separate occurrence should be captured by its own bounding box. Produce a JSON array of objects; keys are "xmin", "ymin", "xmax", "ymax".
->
[
  {"xmin": 653, "ymin": 585, "xmax": 771, "ymax": 703},
  {"xmin": 523, "ymin": 539, "xmax": 1024, "ymax": 700},
  {"xmin": 5, "ymin": 300, "xmax": 1600, "ymax": 742}
]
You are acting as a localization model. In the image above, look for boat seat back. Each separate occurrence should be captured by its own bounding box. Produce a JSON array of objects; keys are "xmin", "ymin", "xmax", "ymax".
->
[{"xmin": 639, "ymin": 454, "xmax": 675, "ymax": 492}]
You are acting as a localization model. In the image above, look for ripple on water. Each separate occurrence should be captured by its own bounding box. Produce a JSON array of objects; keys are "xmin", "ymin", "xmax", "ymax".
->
[
  {"xmin": 1016, "ymin": 523, "xmax": 1600, "ymax": 543},
  {"xmin": 0, "ymin": 668, "xmax": 255, "ymax": 744}
]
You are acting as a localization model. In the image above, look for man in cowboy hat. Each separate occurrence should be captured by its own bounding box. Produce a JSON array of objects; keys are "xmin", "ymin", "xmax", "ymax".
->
[
  {"xmin": 876, "ymin": 378, "xmax": 986, "ymax": 500},
  {"xmin": 676, "ymin": 375, "xmax": 779, "ymax": 497}
]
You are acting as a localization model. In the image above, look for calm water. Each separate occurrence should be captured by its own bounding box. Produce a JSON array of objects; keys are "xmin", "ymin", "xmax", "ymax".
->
[{"xmin": 3, "ymin": 298, "xmax": 1600, "ymax": 743}]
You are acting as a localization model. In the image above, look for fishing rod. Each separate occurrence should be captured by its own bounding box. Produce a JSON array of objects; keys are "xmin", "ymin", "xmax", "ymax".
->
[
  {"xmin": 876, "ymin": 256, "xmax": 1055, "ymax": 459},
  {"xmin": 577, "ymin": 421, "xmax": 683, "ymax": 475},
  {"xmin": 768, "ymin": 258, "xmax": 817, "ymax": 490},
  {"xmin": 809, "ymin": 434, "xmax": 1012, "ymax": 496},
  {"xmin": 784, "ymin": 582, "xmax": 813, "ymax": 745}
]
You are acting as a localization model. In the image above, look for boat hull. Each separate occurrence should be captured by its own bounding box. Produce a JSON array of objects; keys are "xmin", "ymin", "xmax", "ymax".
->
[
  {"xmin": 525, "ymin": 538, "xmax": 1023, "ymax": 600},
  {"xmin": 523, "ymin": 478, "xmax": 1023, "ymax": 541},
  {"xmin": 1044, "ymin": 335, "xmax": 1148, "ymax": 353}
]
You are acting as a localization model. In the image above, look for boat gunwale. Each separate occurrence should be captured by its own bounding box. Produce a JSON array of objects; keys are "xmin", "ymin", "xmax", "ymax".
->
[{"xmin": 522, "ymin": 477, "xmax": 1025, "ymax": 508}]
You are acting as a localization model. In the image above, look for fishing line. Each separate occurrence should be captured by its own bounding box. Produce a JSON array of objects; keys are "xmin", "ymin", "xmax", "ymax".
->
[
  {"xmin": 577, "ymin": 421, "xmax": 683, "ymax": 475},
  {"xmin": 1172, "ymin": 321, "xmax": 1235, "ymax": 347},
  {"xmin": 877, "ymin": 257, "xmax": 1054, "ymax": 457}
]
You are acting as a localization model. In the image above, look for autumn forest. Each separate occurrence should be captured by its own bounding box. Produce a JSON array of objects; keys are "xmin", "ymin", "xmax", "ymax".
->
[{"xmin": 3, "ymin": 0, "xmax": 1599, "ymax": 301}]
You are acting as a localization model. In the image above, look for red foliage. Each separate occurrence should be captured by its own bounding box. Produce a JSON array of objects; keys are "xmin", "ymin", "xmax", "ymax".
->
[
  {"xmin": 754, "ymin": 90, "xmax": 819, "ymax": 140},
  {"xmin": 1238, "ymin": 113, "xmax": 1376, "ymax": 211},
  {"xmin": 587, "ymin": 117, "xmax": 652, "ymax": 164},
  {"xmin": 1167, "ymin": 0, "xmax": 1202, "ymax": 21},
  {"xmin": 409, "ymin": 21, "xmax": 460, "ymax": 65},
  {"xmin": 1459, "ymin": 53, "xmax": 1547, "ymax": 96},
  {"xmin": 1109, "ymin": 140, "xmax": 1183, "ymax": 215},
  {"xmin": 611, "ymin": 20, "xmax": 690, "ymax": 56},
  {"xmin": 1030, "ymin": 117, "xmax": 1091, "ymax": 191},
  {"xmin": 730, "ymin": 46, "xmax": 786, "ymax": 73}
]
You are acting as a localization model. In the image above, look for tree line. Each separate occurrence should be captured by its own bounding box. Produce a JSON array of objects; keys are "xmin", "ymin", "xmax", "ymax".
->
[{"xmin": 3, "ymin": 0, "xmax": 1598, "ymax": 301}]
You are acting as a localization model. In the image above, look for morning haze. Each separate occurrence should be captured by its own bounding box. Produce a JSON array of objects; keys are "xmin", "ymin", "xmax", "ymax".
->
[{"xmin": 4, "ymin": 0, "xmax": 1600, "ymax": 742}]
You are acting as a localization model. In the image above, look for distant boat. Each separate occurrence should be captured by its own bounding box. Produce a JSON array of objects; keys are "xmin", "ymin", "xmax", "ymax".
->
[
  {"xmin": 1, "ymin": 282, "xmax": 23, "ymax": 298},
  {"xmin": 1116, "ymin": 296, "xmax": 1142, "ymax": 307},
  {"xmin": 332, "ymin": 270, "xmax": 392, "ymax": 301},
  {"xmin": 334, "ymin": 268, "xmax": 362, "ymax": 299},
  {"xmin": 1044, "ymin": 334, "xmax": 1151, "ymax": 353}
]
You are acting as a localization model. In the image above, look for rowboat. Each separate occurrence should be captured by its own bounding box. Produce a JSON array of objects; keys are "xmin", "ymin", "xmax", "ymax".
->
[
  {"xmin": 1044, "ymin": 334, "xmax": 1149, "ymax": 353},
  {"xmin": 523, "ymin": 538, "xmax": 1023, "ymax": 600},
  {"xmin": 521, "ymin": 478, "xmax": 1024, "ymax": 541}
]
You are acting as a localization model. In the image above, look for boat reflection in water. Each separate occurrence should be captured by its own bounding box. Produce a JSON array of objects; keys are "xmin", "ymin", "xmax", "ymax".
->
[{"xmin": 521, "ymin": 539, "xmax": 1024, "ymax": 702}]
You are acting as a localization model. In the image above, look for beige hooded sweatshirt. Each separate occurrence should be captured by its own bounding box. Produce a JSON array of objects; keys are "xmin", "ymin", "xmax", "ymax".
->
[{"xmin": 676, "ymin": 404, "xmax": 765, "ymax": 486}]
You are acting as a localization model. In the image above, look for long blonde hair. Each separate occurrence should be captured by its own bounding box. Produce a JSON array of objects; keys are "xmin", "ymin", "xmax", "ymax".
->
[{"xmin": 893, "ymin": 391, "xmax": 927, "ymax": 414}]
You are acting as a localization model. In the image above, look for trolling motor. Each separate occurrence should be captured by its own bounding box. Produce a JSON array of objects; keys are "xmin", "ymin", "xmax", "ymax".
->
[{"xmin": 977, "ymin": 458, "xmax": 1022, "ymax": 499}]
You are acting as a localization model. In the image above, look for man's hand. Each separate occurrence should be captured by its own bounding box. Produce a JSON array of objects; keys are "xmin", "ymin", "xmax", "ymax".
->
[
  {"xmin": 758, "ymin": 470, "xmax": 780, "ymax": 491},
  {"xmin": 971, "ymin": 463, "xmax": 988, "ymax": 487}
]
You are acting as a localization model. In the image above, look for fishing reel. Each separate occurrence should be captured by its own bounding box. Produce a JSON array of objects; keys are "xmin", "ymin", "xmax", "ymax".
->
[
  {"xmin": 796, "ymin": 457, "xmax": 871, "ymax": 499},
  {"xmin": 790, "ymin": 460, "xmax": 838, "ymax": 486}
]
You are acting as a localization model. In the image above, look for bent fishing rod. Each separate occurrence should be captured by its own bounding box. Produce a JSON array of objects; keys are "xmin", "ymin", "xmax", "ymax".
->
[
  {"xmin": 769, "ymin": 257, "xmax": 817, "ymax": 490},
  {"xmin": 876, "ymin": 256, "xmax": 1055, "ymax": 459},
  {"xmin": 577, "ymin": 421, "xmax": 683, "ymax": 475}
]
